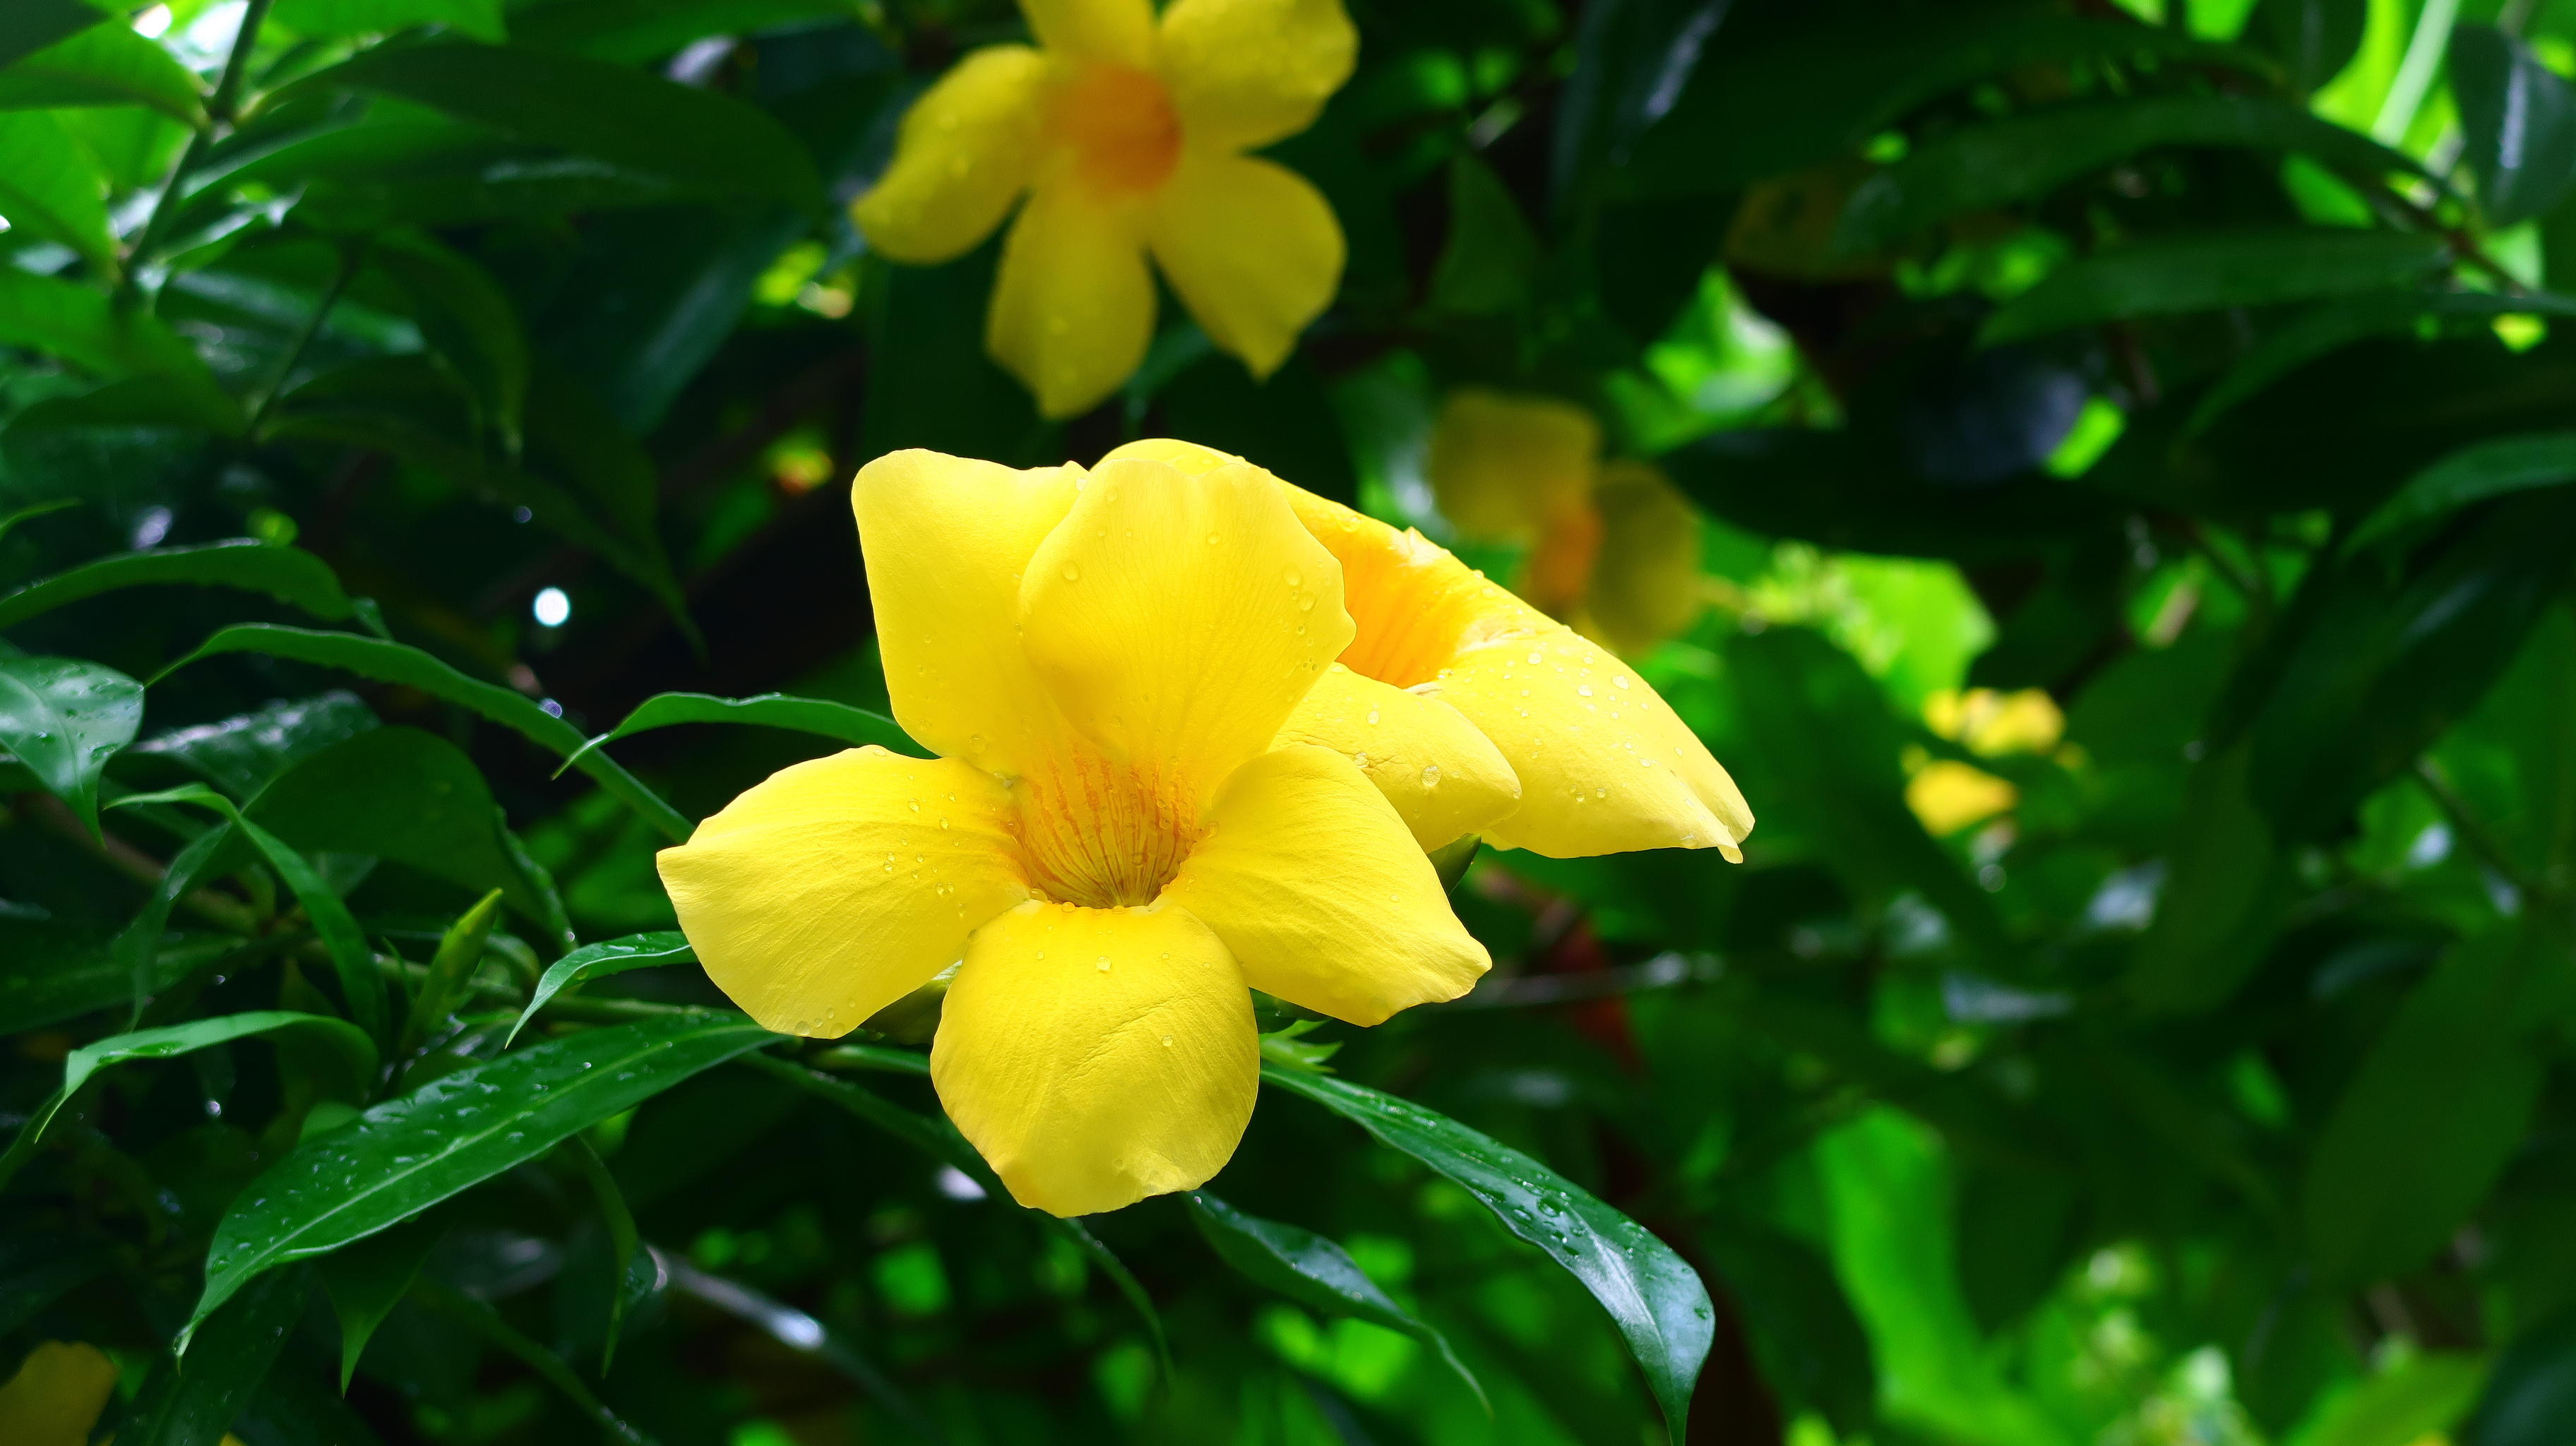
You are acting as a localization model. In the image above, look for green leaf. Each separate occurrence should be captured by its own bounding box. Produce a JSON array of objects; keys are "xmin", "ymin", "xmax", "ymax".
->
[
  {"xmin": 0, "ymin": 540, "xmax": 352, "ymax": 632},
  {"xmin": 1263, "ymin": 1065, "xmax": 1715, "ymax": 1440},
  {"xmin": 1979, "ymin": 231, "xmax": 2451, "ymax": 346},
  {"xmin": 372, "ymin": 229, "xmax": 530, "ymax": 448},
  {"xmin": 1185, "ymin": 1190, "xmax": 1486, "ymax": 1409},
  {"xmin": 2303, "ymin": 1351, "xmax": 2487, "ymax": 1446},
  {"xmin": 2464, "ymin": 1307, "xmax": 2576, "ymax": 1446},
  {"xmin": 2184, "ymin": 289, "xmax": 2576, "ymax": 437},
  {"xmin": 316, "ymin": 1217, "xmax": 441, "ymax": 1392},
  {"xmin": 1837, "ymin": 95, "xmax": 2423, "ymax": 251},
  {"xmin": 129, "ymin": 691, "xmax": 378, "ymax": 801},
  {"xmin": 0, "ymin": 933, "xmax": 227, "ymax": 1034},
  {"xmin": 412, "ymin": 1276, "xmax": 658, "ymax": 1445},
  {"xmin": 0, "ymin": 0, "xmax": 107, "ymax": 72},
  {"xmin": 0, "ymin": 111, "xmax": 117, "ymax": 276},
  {"xmin": 247, "ymin": 727, "xmax": 569, "ymax": 946},
  {"xmin": 273, "ymin": 0, "xmax": 507, "ymax": 42},
  {"xmin": 0, "ymin": 1010, "xmax": 378, "ymax": 1192},
  {"xmin": 2346, "ymin": 431, "xmax": 2576, "ymax": 552},
  {"xmin": 295, "ymin": 43, "xmax": 823, "ymax": 209},
  {"xmin": 1425, "ymin": 153, "xmax": 1539, "ymax": 316},
  {"xmin": 0, "ymin": 652, "xmax": 139, "ymax": 837},
  {"xmin": 511, "ymin": 0, "xmax": 861, "ymax": 63},
  {"xmin": 2246, "ymin": 492, "xmax": 2576, "ymax": 841},
  {"xmin": 399, "ymin": 890, "xmax": 501, "ymax": 1058},
  {"xmin": 2452, "ymin": 25, "xmax": 2576, "ymax": 228},
  {"xmin": 184, "ymin": 1014, "xmax": 773, "ymax": 1347},
  {"xmin": 2246, "ymin": 0, "xmax": 2368, "ymax": 93},
  {"xmin": 2125, "ymin": 743, "xmax": 2294, "ymax": 1016},
  {"xmin": 506, "ymin": 931, "xmax": 693, "ymax": 1046},
  {"xmin": 157, "ymin": 624, "xmax": 692, "ymax": 842},
  {"xmin": 114, "ymin": 784, "xmax": 391, "ymax": 1044},
  {"xmin": 2303, "ymin": 919, "xmax": 2565, "ymax": 1286},
  {"xmin": 0, "ymin": 23, "xmax": 207, "ymax": 122},
  {"xmin": 565, "ymin": 1137, "xmax": 639, "ymax": 1369},
  {"xmin": 563, "ymin": 691, "xmax": 921, "ymax": 777},
  {"xmin": 122, "ymin": 1266, "xmax": 309, "ymax": 1441},
  {"xmin": 0, "ymin": 266, "xmax": 218, "ymax": 383}
]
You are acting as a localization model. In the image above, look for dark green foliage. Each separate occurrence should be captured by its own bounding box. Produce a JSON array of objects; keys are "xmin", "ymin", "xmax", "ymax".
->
[{"xmin": 6, "ymin": 0, "xmax": 2576, "ymax": 1442}]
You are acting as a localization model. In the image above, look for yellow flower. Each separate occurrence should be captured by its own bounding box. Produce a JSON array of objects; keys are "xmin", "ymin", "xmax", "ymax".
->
[
  {"xmin": 1902, "ymin": 688, "xmax": 2064, "ymax": 836},
  {"xmin": 657, "ymin": 446, "xmax": 1488, "ymax": 1217},
  {"xmin": 1104, "ymin": 439, "xmax": 1754, "ymax": 861},
  {"xmin": 0, "ymin": 1342, "xmax": 247, "ymax": 1446},
  {"xmin": 1424, "ymin": 390, "xmax": 1707, "ymax": 656},
  {"xmin": 852, "ymin": 0, "xmax": 1356, "ymax": 419}
]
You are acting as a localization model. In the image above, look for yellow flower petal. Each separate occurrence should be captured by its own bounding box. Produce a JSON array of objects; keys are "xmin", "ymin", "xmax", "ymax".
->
[
  {"xmin": 1157, "ymin": 0, "xmax": 1358, "ymax": 151},
  {"xmin": 1907, "ymin": 760, "xmax": 2017, "ymax": 835},
  {"xmin": 1164, "ymin": 743, "xmax": 1489, "ymax": 1024},
  {"xmin": 1427, "ymin": 390, "xmax": 1599, "ymax": 542},
  {"xmin": 1020, "ymin": 453, "xmax": 1352, "ymax": 808},
  {"xmin": 852, "ymin": 449, "xmax": 1080, "ymax": 777},
  {"xmin": 935, "ymin": 898, "xmax": 1256, "ymax": 1215},
  {"xmin": 1145, "ymin": 149, "xmax": 1343, "ymax": 378},
  {"xmin": 1020, "ymin": 0, "xmax": 1157, "ymax": 66},
  {"xmin": 849, "ymin": 45, "xmax": 1049, "ymax": 264},
  {"xmin": 1285, "ymin": 486, "xmax": 1753, "ymax": 861},
  {"xmin": 987, "ymin": 181, "xmax": 1157, "ymax": 418},
  {"xmin": 1271, "ymin": 663, "xmax": 1519, "ymax": 850},
  {"xmin": 657, "ymin": 748, "xmax": 1032, "ymax": 1037},
  {"xmin": 0, "ymin": 1342, "xmax": 117, "ymax": 1446},
  {"xmin": 1584, "ymin": 460, "xmax": 1705, "ymax": 657}
]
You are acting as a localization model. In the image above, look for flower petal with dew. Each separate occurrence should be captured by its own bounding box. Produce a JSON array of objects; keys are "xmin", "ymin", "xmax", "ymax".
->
[
  {"xmin": 849, "ymin": 0, "xmax": 1357, "ymax": 419},
  {"xmin": 663, "ymin": 443, "xmax": 1488, "ymax": 1217},
  {"xmin": 935, "ymin": 899, "xmax": 1255, "ymax": 1218},
  {"xmin": 849, "ymin": 47, "xmax": 1049, "ymax": 264},
  {"xmin": 657, "ymin": 748, "xmax": 1032, "ymax": 1037},
  {"xmin": 1104, "ymin": 438, "xmax": 1753, "ymax": 861},
  {"xmin": 1271, "ymin": 663, "xmax": 1517, "ymax": 851}
]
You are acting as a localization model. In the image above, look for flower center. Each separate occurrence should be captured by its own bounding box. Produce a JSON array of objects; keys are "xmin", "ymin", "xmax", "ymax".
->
[
  {"xmin": 1009, "ymin": 746, "xmax": 1201, "ymax": 908},
  {"xmin": 1056, "ymin": 63, "xmax": 1183, "ymax": 196}
]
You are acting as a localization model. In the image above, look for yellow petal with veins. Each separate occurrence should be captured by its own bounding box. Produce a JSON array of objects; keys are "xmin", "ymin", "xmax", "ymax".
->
[
  {"xmin": 849, "ymin": 45, "xmax": 1049, "ymax": 264},
  {"xmin": 1146, "ymin": 149, "xmax": 1344, "ymax": 378},
  {"xmin": 658, "ymin": 748, "xmax": 1032, "ymax": 1037},
  {"xmin": 0, "ymin": 1342, "xmax": 118, "ymax": 1446},
  {"xmin": 1157, "ymin": 0, "xmax": 1358, "ymax": 153},
  {"xmin": 1020, "ymin": 0, "xmax": 1157, "ymax": 66},
  {"xmin": 1427, "ymin": 390, "xmax": 1599, "ymax": 542},
  {"xmin": 935, "ymin": 899, "xmax": 1255, "ymax": 1215},
  {"xmin": 988, "ymin": 181, "xmax": 1157, "ymax": 419},
  {"xmin": 1583, "ymin": 460, "xmax": 1705, "ymax": 657},
  {"xmin": 1271, "ymin": 663, "xmax": 1518, "ymax": 850},
  {"xmin": 852, "ymin": 450, "xmax": 1080, "ymax": 777},
  {"xmin": 1164, "ymin": 744, "xmax": 1489, "ymax": 1024},
  {"xmin": 1020, "ymin": 455, "xmax": 1352, "ymax": 809}
]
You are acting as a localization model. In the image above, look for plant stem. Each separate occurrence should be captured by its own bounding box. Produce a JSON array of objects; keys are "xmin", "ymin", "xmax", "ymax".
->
[
  {"xmin": 247, "ymin": 244, "xmax": 357, "ymax": 434},
  {"xmin": 120, "ymin": 0, "xmax": 276, "ymax": 298}
]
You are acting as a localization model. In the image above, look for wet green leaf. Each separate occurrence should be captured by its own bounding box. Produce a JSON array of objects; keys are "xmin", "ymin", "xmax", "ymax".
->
[
  {"xmin": 184, "ymin": 1014, "xmax": 772, "ymax": 1347},
  {"xmin": 506, "ymin": 931, "xmax": 693, "ymax": 1046},
  {"xmin": 0, "ymin": 652, "xmax": 138, "ymax": 837},
  {"xmin": 0, "ymin": 541, "xmax": 351, "ymax": 632},
  {"xmin": 1263, "ymin": 1065, "xmax": 1715, "ymax": 1440},
  {"xmin": 562, "ymin": 691, "xmax": 920, "ymax": 776}
]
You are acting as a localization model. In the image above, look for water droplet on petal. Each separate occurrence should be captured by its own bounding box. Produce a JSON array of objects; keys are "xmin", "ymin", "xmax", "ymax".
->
[
  {"xmin": 1061, "ymin": 562, "xmax": 1081, "ymax": 582},
  {"xmin": 1161, "ymin": 1035, "xmax": 1174, "ymax": 1046},
  {"xmin": 1096, "ymin": 956, "xmax": 1111, "ymax": 971},
  {"xmin": 1419, "ymin": 764, "xmax": 1440, "ymax": 787}
]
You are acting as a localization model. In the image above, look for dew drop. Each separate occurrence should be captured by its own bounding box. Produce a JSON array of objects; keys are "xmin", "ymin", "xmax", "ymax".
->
[
  {"xmin": 1160, "ymin": 1035, "xmax": 1174, "ymax": 1047},
  {"xmin": 1527, "ymin": 649, "xmax": 1544, "ymax": 664},
  {"xmin": 1419, "ymin": 764, "xmax": 1440, "ymax": 788},
  {"xmin": 1365, "ymin": 708, "xmax": 1380, "ymax": 725},
  {"xmin": 1594, "ymin": 787, "xmax": 1609, "ymax": 799},
  {"xmin": 1352, "ymin": 751, "xmax": 1368, "ymax": 767},
  {"xmin": 1613, "ymin": 675, "xmax": 1631, "ymax": 690},
  {"xmin": 1283, "ymin": 567, "xmax": 1301, "ymax": 587},
  {"xmin": 1061, "ymin": 562, "xmax": 1081, "ymax": 582},
  {"xmin": 1096, "ymin": 956, "xmax": 1111, "ymax": 971},
  {"xmin": 1578, "ymin": 684, "xmax": 1593, "ymax": 697}
]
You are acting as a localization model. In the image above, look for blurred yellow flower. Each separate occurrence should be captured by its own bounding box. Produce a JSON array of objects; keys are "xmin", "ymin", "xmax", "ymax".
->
[
  {"xmin": 658, "ymin": 446, "xmax": 1486, "ymax": 1217},
  {"xmin": 1425, "ymin": 389, "xmax": 1707, "ymax": 656},
  {"xmin": 1903, "ymin": 688, "xmax": 2065, "ymax": 836},
  {"xmin": 1906, "ymin": 760, "xmax": 2017, "ymax": 837},
  {"xmin": 0, "ymin": 1342, "xmax": 246, "ymax": 1446},
  {"xmin": 852, "ymin": 0, "xmax": 1356, "ymax": 419},
  {"xmin": 1107, "ymin": 439, "xmax": 1754, "ymax": 861}
]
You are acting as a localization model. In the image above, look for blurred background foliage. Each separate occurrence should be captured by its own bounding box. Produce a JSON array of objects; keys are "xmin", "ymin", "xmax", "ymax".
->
[{"xmin": 4, "ymin": 0, "xmax": 2576, "ymax": 1442}]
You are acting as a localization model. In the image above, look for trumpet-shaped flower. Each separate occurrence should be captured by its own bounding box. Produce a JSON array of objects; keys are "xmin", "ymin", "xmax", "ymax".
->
[
  {"xmin": 658, "ymin": 447, "xmax": 1489, "ymax": 1217},
  {"xmin": 1426, "ymin": 389, "xmax": 1710, "ymax": 656},
  {"xmin": 1104, "ymin": 439, "xmax": 1754, "ymax": 861},
  {"xmin": 852, "ymin": 0, "xmax": 1357, "ymax": 419}
]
